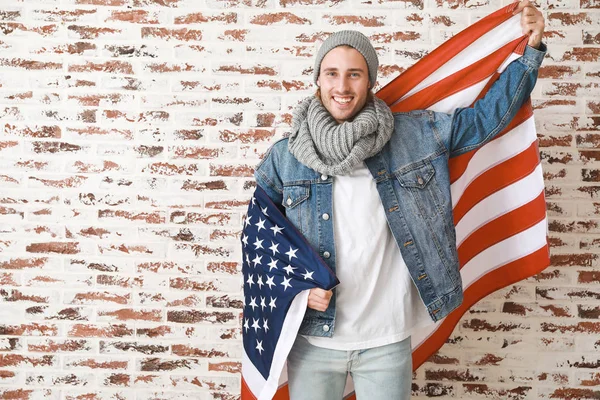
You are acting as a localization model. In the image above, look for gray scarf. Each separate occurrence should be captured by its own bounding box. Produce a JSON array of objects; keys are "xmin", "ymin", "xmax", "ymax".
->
[{"xmin": 287, "ymin": 95, "xmax": 394, "ymax": 176}]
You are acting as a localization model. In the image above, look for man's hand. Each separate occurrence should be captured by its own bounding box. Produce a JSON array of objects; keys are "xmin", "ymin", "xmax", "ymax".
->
[
  {"xmin": 513, "ymin": 0, "xmax": 545, "ymax": 49},
  {"xmin": 307, "ymin": 288, "xmax": 332, "ymax": 312}
]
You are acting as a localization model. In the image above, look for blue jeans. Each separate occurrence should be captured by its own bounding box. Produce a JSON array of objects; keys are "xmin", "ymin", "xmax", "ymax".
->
[{"xmin": 287, "ymin": 335, "xmax": 412, "ymax": 400}]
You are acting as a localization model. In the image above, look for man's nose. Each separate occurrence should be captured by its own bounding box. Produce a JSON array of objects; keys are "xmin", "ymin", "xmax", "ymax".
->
[{"xmin": 337, "ymin": 76, "xmax": 350, "ymax": 92}]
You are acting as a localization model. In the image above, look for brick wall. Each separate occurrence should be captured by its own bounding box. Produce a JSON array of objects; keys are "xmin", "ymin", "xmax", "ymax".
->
[{"xmin": 0, "ymin": 0, "xmax": 598, "ymax": 399}]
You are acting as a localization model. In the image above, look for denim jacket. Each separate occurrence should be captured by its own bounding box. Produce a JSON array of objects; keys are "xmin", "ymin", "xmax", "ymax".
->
[{"xmin": 253, "ymin": 44, "xmax": 546, "ymax": 337}]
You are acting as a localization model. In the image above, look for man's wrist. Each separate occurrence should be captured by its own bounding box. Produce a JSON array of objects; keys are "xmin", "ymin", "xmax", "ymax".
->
[{"xmin": 520, "ymin": 42, "xmax": 547, "ymax": 69}]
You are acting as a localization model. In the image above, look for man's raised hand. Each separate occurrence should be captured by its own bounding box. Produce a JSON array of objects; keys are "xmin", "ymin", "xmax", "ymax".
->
[{"xmin": 513, "ymin": 0, "xmax": 545, "ymax": 49}]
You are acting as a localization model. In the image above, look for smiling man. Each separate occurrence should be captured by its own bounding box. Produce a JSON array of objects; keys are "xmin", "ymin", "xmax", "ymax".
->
[
  {"xmin": 317, "ymin": 45, "xmax": 373, "ymax": 123},
  {"xmin": 252, "ymin": 1, "xmax": 546, "ymax": 399}
]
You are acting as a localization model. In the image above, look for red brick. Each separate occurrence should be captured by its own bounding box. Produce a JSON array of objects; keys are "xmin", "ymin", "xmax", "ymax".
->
[
  {"xmin": 142, "ymin": 27, "xmax": 202, "ymax": 41},
  {"xmin": 0, "ymin": 58, "xmax": 62, "ymax": 70},
  {"xmin": 97, "ymin": 308, "xmax": 162, "ymax": 322},
  {"xmin": 256, "ymin": 13, "xmax": 313, "ymax": 26},
  {"xmin": 65, "ymin": 357, "xmax": 128, "ymax": 370},
  {"xmin": 67, "ymin": 324, "xmax": 134, "ymax": 338},
  {"xmin": 4, "ymin": 124, "xmax": 61, "ymax": 138},
  {"xmin": 106, "ymin": 10, "xmax": 159, "ymax": 24},
  {"xmin": 26, "ymin": 242, "xmax": 80, "ymax": 254},
  {"xmin": 28, "ymin": 339, "xmax": 92, "ymax": 353},
  {"xmin": 167, "ymin": 310, "xmax": 236, "ymax": 324},
  {"xmin": 0, "ymin": 354, "xmax": 55, "ymax": 368},
  {"xmin": 323, "ymin": 14, "xmax": 386, "ymax": 26},
  {"xmin": 67, "ymin": 291, "xmax": 130, "ymax": 305},
  {"xmin": 0, "ymin": 323, "xmax": 58, "ymax": 336},
  {"xmin": 208, "ymin": 361, "xmax": 240, "ymax": 373},
  {"xmin": 98, "ymin": 210, "xmax": 165, "ymax": 224},
  {"xmin": 69, "ymin": 61, "xmax": 133, "ymax": 74},
  {"xmin": 174, "ymin": 12, "xmax": 237, "ymax": 24},
  {"xmin": 0, "ymin": 22, "xmax": 59, "ymax": 37},
  {"xmin": 32, "ymin": 8, "xmax": 97, "ymax": 23}
]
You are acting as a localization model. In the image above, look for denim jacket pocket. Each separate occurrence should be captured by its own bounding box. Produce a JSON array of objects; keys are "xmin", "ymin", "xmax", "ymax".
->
[
  {"xmin": 395, "ymin": 160, "xmax": 445, "ymax": 219},
  {"xmin": 282, "ymin": 184, "xmax": 310, "ymax": 209},
  {"xmin": 282, "ymin": 183, "xmax": 311, "ymax": 234}
]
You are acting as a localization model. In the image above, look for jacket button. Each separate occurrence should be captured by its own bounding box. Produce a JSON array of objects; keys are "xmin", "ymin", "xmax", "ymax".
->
[
  {"xmin": 322, "ymin": 213, "xmax": 330, "ymax": 220},
  {"xmin": 322, "ymin": 325, "xmax": 330, "ymax": 332},
  {"xmin": 286, "ymin": 198, "xmax": 292, "ymax": 205},
  {"xmin": 323, "ymin": 251, "xmax": 330, "ymax": 259},
  {"xmin": 417, "ymin": 176, "xmax": 424, "ymax": 185},
  {"xmin": 321, "ymin": 174, "xmax": 328, "ymax": 181}
]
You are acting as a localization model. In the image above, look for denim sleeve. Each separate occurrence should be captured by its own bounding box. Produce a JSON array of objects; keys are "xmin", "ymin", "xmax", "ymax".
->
[
  {"xmin": 433, "ymin": 43, "xmax": 547, "ymax": 158},
  {"xmin": 254, "ymin": 141, "xmax": 284, "ymax": 211}
]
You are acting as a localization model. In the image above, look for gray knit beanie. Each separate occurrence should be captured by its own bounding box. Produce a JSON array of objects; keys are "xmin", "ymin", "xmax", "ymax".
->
[{"xmin": 313, "ymin": 30, "xmax": 378, "ymax": 88}]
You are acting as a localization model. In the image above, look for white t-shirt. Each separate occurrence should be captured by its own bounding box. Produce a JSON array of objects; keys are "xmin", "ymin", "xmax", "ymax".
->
[{"xmin": 302, "ymin": 162, "xmax": 434, "ymax": 351}]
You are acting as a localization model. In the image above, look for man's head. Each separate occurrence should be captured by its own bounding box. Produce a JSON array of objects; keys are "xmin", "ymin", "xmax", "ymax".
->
[{"xmin": 313, "ymin": 30, "xmax": 378, "ymax": 124}]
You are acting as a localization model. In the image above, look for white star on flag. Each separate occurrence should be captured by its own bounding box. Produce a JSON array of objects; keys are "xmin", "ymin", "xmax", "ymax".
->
[
  {"xmin": 263, "ymin": 318, "xmax": 269, "ymax": 333},
  {"xmin": 257, "ymin": 275, "xmax": 264, "ymax": 290},
  {"xmin": 270, "ymin": 225, "xmax": 284, "ymax": 236},
  {"xmin": 267, "ymin": 258, "xmax": 278, "ymax": 272},
  {"xmin": 268, "ymin": 241, "xmax": 279, "ymax": 256},
  {"xmin": 261, "ymin": 206, "xmax": 269, "ymax": 216},
  {"xmin": 283, "ymin": 264, "xmax": 296, "ymax": 275},
  {"xmin": 246, "ymin": 274, "xmax": 254, "ymax": 288},
  {"xmin": 252, "ymin": 255, "xmax": 263, "ymax": 267},
  {"xmin": 256, "ymin": 217, "xmax": 266, "ymax": 232},
  {"xmin": 269, "ymin": 296, "xmax": 277, "ymax": 311},
  {"xmin": 244, "ymin": 214, "xmax": 252, "ymax": 227},
  {"xmin": 251, "ymin": 196, "xmax": 256, "ymax": 207},
  {"xmin": 242, "ymin": 234, "xmax": 248, "ymax": 247},
  {"xmin": 256, "ymin": 339, "xmax": 264, "ymax": 355},
  {"xmin": 260, "ymin": 296, "xmax": 266, "ymax": 311},
  {"xmin": 252, "ymin": 318, "xmax": 261, "ymax": 333},
  {"xmin": 249, "ymin": 296, "xmax": 258, "ymax": 311},
  {"xmin": 285, "ymin": 246, "xmax": 298, "ymax": 261},
  {"xmin": 281, "ymin": 277, "xmax": 292, "ymax": 291},
  {"xmin": 302, "ymin": 269, "xmax": 315, "ymax": 280},
  {"xmin": 265, "ymin": 275, "xmax": 275, "ymax": 289},
  {"xmin": 243, "ymin": 318, "xmax": 249, "ymax": 332},
  {"xmin": 253, "ymin": 238, "xmax": 264, "ymax": 250}
]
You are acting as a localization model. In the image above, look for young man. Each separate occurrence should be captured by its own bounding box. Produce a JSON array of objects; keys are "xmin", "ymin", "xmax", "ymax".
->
[{"xmin": 253, "ymin": 1, "xmax": 546, "ymax": 399}]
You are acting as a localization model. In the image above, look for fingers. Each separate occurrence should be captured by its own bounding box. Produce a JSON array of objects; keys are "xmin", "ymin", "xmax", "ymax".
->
[
  {"xmin": 307, "ymin": 288, "xmax": 332, "ymax": 312},
  {"xmin": 513, "ymin": 0, "xmax": 540, "ymax": 15},
  {"xmin": 512, "ymin": 0, "xmax": 530, "ymax": 15},
  {"xmin": 310, "ymin": 288, "xmax": 332, "ymax": 300}
]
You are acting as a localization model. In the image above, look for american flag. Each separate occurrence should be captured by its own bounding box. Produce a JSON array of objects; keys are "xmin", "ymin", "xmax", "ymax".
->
[
  {"xmin": 241, "ymin": 186, "xmax": 339, "ymax": 400},
  {"xmin": 242, "ymin": 2, "xmax": 550, "ymax": 399}
]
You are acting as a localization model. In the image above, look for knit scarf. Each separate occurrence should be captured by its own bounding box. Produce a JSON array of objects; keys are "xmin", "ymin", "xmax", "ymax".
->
[{"xmin": 287, "ymin": 95, "xmax": 394, "ymax": 176}]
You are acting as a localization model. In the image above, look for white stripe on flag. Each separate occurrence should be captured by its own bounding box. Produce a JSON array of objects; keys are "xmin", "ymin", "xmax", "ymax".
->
[{"xmin": 243, "ymin": 289, "xmax": 310, "ymax": 400}]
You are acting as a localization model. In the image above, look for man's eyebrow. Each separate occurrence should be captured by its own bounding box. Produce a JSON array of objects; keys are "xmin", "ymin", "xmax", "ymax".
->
[{"xmin": 322, "ymin": 67, "xmax": 366, "ymax": 72}]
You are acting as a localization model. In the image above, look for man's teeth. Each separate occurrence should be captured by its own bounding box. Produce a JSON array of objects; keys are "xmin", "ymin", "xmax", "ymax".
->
[{"xmin": 334, "ymin": 97, "xmax": 352, "ymax": 104}]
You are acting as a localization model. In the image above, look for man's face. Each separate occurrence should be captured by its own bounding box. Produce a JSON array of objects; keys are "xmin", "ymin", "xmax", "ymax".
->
[{"xmin": 316, "ymin": 46, "xmax": 372, "ymax": 124}]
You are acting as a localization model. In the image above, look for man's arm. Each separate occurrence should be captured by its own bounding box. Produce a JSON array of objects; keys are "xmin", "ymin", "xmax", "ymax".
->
[
  {"xmin": 440, "ymin": 43, "xmax": 546, "ymax": 157},
  {"xmin": 434, "ymin": 0, "xmax": 546, "ymax": 158}
]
